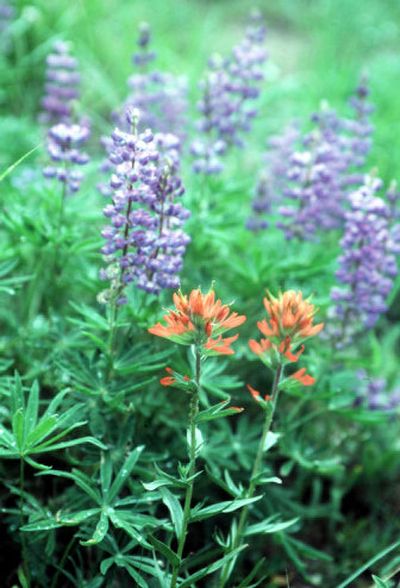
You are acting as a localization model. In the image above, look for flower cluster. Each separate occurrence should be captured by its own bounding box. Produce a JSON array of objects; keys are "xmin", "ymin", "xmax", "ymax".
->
[
  {"xmin": 99, "ymin": 110, "xmax": 190, "ymax": 302},
  {"xmin": 40, "ymin": 41, "xmax": 81, "ymax": 125},
  {"xmin": 149, "ymin": 288, "xmax": 246, "ymax": 356},
  {"xmin": 247, "ymin": 124, "xmax": 299, "ymax": 231},
  {"xmin": 276, "ymin": 82, "xmax": 374, "ymax": 240},
  {"xmin": 355, "ymin": 370, "xmax": 400, "ymax": 412},
  {"xmin": 329, "ymin": 175, "xmax": 400, "ymax": 344},
  {"xmin": 43, "ymin": 124, "xmax": 90, "ymax": 193},
  {"xmin": 247, "ymin": 290, "xmax": 322, "ymax": 401},
  {"xmin": 117, "ymin": 23, "xmax": 188, "ymax": 139},
  {"xmin": 41, "ymin": 41, "xmax": 90, "ymax": 194},
  {"xmin": 191, "ymin": 11, "xmax": 267, "ymax": 174}
]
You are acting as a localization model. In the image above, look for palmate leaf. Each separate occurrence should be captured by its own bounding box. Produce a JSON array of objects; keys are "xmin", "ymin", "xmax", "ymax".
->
[{"xmin": 0, "ymin": 377, "xmax": 107, "ymax": 467}]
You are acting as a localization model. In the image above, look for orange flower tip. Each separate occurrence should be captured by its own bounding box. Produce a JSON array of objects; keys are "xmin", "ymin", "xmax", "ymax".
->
[
  {"xmin": 264, "ymin": 395, "xmax": 272, "ymax": 401},
  {"xmin": 291, "ymin": 368, "xmax": 315, "ymax": 386},
  {"xmin": 246, "ymin": 384, "xmax": 261, "ymax": 400},
  {"xmin": 231, "ymin": 406, "xmax": 244, "ymax": 413},
  {"xmin": 160, "ymin": 376, "xmax": 175, "ymax": 386},
  {"xmin": 165, "ymin": 367, "xmax": 173, "ymax": 374},
  {"xmin": 183, "ymin": 375, "xmax": 190, "ymax": 382}
]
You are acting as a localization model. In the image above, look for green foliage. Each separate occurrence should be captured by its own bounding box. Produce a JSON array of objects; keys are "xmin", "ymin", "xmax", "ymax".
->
[{"xmin": 0, "ymin": 0, "xmax": 399, "ymax": 586}]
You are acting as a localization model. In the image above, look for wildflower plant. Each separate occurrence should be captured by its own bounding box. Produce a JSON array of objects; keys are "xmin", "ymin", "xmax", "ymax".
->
[
  {"xmin": 149, "ymin": 287, "xmax": 247, "ymax": 586},
  {"xmin": 219, "ymin": 290, "xmax": 324, "ymax": 586}
]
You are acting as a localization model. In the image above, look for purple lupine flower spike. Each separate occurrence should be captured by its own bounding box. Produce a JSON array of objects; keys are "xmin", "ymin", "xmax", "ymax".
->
[
  {"xmin": 355, "ymin": 370, "xmax": 400, "ymax": 412},
  {"xmin": 329, "ymin": 174, "xmax": 400, "ymax": 346},
  {"xmin": 41, "ymin": 41, "xmax": 90, "ymax": 194},
  {"xmin": 247, "ymin": 124, "xmax": 299, "ymax": 231},
  {"xmin": 43, "ymin": 123, "xmax": 90, "ymax": 194},
  {"xmin": 116, "ymin": 23, "xmax": 188, "ymax": 139},
  {"xmin": 277, "ymin": 80, "xmax": 374, "ymax": 240},
  {"xmin": 99, "ymin": 109, "xmax": 190, "ymax": 304},
  {"xmin": 191, "ymin": 10, "xmax": 267, "ymax": 175},
  {"xmin": 40, "ymin": 41, "xmax": 81, "ymax": 125}
]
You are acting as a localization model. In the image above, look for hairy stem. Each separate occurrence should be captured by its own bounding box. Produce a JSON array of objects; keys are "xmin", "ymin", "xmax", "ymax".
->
[
  {"xmin": 219, "ymin": 363, "xmax": 283, "ymax": 587},
  {"xmin": 170, "ymin": 347, "xmax": 201, "ymax": 588}
]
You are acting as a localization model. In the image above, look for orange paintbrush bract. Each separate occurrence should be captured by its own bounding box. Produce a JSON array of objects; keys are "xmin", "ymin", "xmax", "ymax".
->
[
  {"xmin": 149, "ymin": 288, "xmax": 246, "ymax": 356},
  {"xmin": 290, "ymin": 368, "xmax": 315, "ymax": 386},
  {"xmin": 261, "ymin": 290, "xmax": 324, "ymax": 342},
  {"xmin": 249, "ymin": 290, "xmax": 323, "ymax": 367}
]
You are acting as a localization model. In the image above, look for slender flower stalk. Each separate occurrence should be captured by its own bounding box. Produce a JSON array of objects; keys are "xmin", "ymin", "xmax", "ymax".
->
[
  {"xmin": 219, "ymin": 290, "xmax": 323, "ymax": 586},
  {"xmin": 149, "ymin": 287, "xmax": 246, "ymax": 586}
]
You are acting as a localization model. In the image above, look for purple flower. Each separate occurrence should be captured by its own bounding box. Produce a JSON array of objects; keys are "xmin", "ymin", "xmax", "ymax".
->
[
  {"xmin": 355, "ymin": 370, "xmax": 400, "ymax": 412},
  {"xmin": 247, "ymin": 124, "xmax": 299, "ymax": 231},
  {"xmin": 116, "ymin": 23, "xmax": 188, "ymax": 139},
  {"xmin": 0, "ymin": 0, "xmax": 14, "ymax": 34},
  {"xmin": 43, "ymin": 123, "xmax": 90, "ymax": 194},
  {"xmin": 99, "ymin": 109, "xmax": 190, "ymax": 303},
  {"xmin": 276, "ymin": 81, "xmax": 374, "ymax": 240},
  {"xmin": 191, "ymin": 10, "xmax": 267, "ymax": 175},
  {"xmin": 328, "ymin": 175, "xmax": 400, "ymax": 346},
  {"xmin": 40, "ymin": 41, "xmax": 81, "ymax": 125}
]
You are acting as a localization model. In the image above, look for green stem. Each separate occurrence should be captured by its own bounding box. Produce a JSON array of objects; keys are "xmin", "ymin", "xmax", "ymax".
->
[
  {"xmin": 50, "ymin": 535, "xmax": 76, "ymax": 588},
  {"xmin": 106, "ymin": 299, "xmax": 119, "ymax": 380},
  {"xmin": 19, "ymin": 458, "xmax": 30, "ymax": 586},
  {"xmin": 219, "ymin": 363, "xmax": 283, "ymax": 588},
  {"xmin": 170, "ymin": 347, "xmax": 201, "ymax": 588}
]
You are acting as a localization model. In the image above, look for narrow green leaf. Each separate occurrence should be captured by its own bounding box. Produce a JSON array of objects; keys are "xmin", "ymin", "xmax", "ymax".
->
[
  {"xmin": 0, "ymin": 144, "xmax": 41, "ymax": 182},
  {"xmin": 372, "ymin": 575, "xmax": 390, "ymax": 588},
  {"xmin": 80, "ymin": 510, "xmax": 109, "ymax": 546},
  {"xmin": 12, "ymin": 408, "xmax": 25, "ymax": 451},
  {"xmin": 245, "ymin": 517, "xmax": 299, "ymax": 536},
  {"xmin": 147, "ymin": 534, "xmax": 180, "ymax": 567},
  {"xmin": 30, "ymin": 420, "xmax": 87, "ymax": 450},
  {"xmin": 30, "ymin": 435, "xmax": 107, "ymax": 454},
  {"xmin": 24, "ymin": 456, "xmax": 52, "ymax": 471},
  {"xmin": 337, "ymin": 540, "xmax": 400, "ymax": 588},
  {"xmin": 108, "ymin": 446, "xmax": 144, "ymax": 503},
  {"xmin": 38, "ymin": 470, "xmax": 102, "ymax": 505},
  {"xmin": 24, "ymin": 381, "xmax": 39, "ymax": 437},
  {"xmin": 100, "ymin": 452, "xmax": 113, "ymax": 496},
  {"xmin": 178, "ymin": 546, "xmax": 246, "ymax": 588},
  {"xmin": 160, "ymin": 487, "xmax": 183, "ymax": 538},
  {"xmin": 142, "ymin": 479, "xmax": 172, "ymax": 491},
  {"xmin": 191, "ymin": 496, "xmax": 262, "ymax": 522},
  {"xmin": 24, "ymin": 415, "xmax": 58, "ymax": 448}
]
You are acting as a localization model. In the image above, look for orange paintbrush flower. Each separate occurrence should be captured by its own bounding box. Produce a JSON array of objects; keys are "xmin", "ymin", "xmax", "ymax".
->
[
  {"xmin": 290, "ymin": 368, "xmax": 315, "ymax": 386},
  {"xmin": 262, "ymin": 290, "xmax": 324, "ymax": 342},
  {"xmin": 149, "ymin": 288, "xmax": 246, "ymax": 356},
  {"xmin": 249, "ymin": 290, "xmax": 323, "ymax": 367}
]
